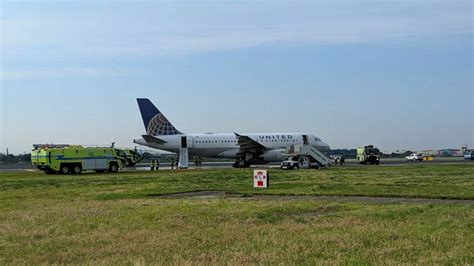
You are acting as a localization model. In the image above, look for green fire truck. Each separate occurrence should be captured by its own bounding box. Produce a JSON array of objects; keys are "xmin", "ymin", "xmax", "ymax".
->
[
  {"xmin": 122, "ymin": 149, "xmax": 144, "ymax": 167},
  {"xmin": 357, "ymin": 145, "xmax": 381, "ymax": 165},
  {"xmin": 31, "ymin": 145, "xmax": 140, "ymax": 174}
]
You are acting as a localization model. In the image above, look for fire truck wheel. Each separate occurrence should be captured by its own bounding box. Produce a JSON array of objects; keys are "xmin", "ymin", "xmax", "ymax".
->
[
  {"xmin": 60, "ymin": 165, "xmax": 70, "ymax": 175},
  {"xmin": 73, "ymin": 165, "xmax": 82, "ymax": 174},
  {"xmin": 109, "ymin": 163, "xmax": 119, "ymax": 173}
]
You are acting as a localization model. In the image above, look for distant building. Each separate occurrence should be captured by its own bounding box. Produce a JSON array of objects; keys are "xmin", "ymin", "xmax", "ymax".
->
[
  {"xmin": 329, "ymin": 149, "xmax": 357, "ymax": 158},
  {"xmin": 437, "ymin": 149, "xmax": 464, "ymax": 157},
  {"xmin": 418, "ymin": 150, "xmax": 438, "ymax": 157}
]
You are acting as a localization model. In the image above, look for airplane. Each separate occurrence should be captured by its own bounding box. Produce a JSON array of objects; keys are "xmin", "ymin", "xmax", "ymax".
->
[{"xmin": 133, "ymin": 98, "xmax": 330, "ymax": 167}]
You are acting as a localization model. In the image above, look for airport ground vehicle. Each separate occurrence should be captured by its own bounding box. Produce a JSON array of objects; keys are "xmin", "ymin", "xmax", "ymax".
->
[
  {"xmin": 31, "ymin": 146, "xmax": 130, "ymax": 174},
  {"xmin": 465, "ymin": 151, "xmax": 474, "ymax": 160},
  {"xmin": 281, "ymin": 157, "xmax": 300, "ymax": 170},
  {"xmin": 122, "ymin": 148, "xmax": 144, "ymax": 166},
  {"xmin": 406, "ymin": 153, "xmax": 424, "ymax": 162},
  {"xmin": 281, "ymin": 156, "xmax": 320, "ymax": 170},
  {"xmin": 357, "ymin": 145, "xmax": 380, "ymax": 165}
]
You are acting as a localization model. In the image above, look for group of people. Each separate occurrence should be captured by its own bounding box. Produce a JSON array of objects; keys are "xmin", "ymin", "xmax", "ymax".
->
[
  {"xmin": 150, "ymin": 156, "xmax": 203, "ymax": 170},
  {"xmin": 150, "ymin": 158, "xmax": 160, "ymax": 171},
  {"xmin": 170, "ymin": 157, "xmax": 179, "ymax": 169},
  {"xmin": 193, "ymin": 156, "xmax": 203, "ymax": 168},
  {"xmin": 334, "ymin": 155, "xmax": 346, "ymax": 165},
  {"xmin": 150, "ymin": 157, "xmax": 179, "ymax": 170}
]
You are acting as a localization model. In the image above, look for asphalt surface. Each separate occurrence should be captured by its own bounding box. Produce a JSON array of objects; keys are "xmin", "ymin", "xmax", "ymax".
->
[
  {"xmin": 135, "ymin": 157, "xmax": 472, "ymax": 170},
  {"xmin": 0, "ymin": 157, "xmax": 472, "ymax": 172}
]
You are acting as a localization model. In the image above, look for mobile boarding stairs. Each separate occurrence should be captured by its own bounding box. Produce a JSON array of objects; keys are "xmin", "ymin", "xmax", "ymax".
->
[{"xmin": 291, "ymin": 144, "xmax": 332, "ymax": 168}]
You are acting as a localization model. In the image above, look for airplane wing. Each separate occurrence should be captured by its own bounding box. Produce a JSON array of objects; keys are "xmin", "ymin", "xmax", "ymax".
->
[
  {"xmin": 142, "ymin": 135, "xmax": 167, "ymax": 144},
  {"xmin": 234, "ymin": 133, "xmax": 266, "ymax": 154}
]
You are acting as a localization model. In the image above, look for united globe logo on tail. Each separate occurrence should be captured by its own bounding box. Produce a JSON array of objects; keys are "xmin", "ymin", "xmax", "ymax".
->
[
  {"xmin": 138, "ymin": 98, "xmax": 182, "ymax": 136},
  {"xmin": 147, "ymin": 113, "xmax": 181, "ymax": 136}
]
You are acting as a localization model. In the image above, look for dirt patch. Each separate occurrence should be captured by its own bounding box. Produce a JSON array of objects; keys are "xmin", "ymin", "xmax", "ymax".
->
[
  {"xmin": 159, "ymin": 191, "xmax": 227, "ymax": 199},
  {"xmin": 157, "ymin": 191, "xmax": 474, "ymax": 205}
]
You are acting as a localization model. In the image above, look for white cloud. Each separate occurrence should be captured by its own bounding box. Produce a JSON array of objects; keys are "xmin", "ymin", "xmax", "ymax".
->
[{"xmin": 1, "ymin": 1, "xmax": 472, "ymax": 57}]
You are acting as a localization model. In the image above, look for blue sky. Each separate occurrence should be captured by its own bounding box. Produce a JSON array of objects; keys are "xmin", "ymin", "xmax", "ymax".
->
[{"xmin": 1, "ymin": 0, "xmax": 473, "ymax": 154}]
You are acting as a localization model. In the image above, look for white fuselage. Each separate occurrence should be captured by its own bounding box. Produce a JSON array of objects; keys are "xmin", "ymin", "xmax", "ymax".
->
[{"xmin": 134, "ymin": 133, "xmax": 330, "ymax": 162}]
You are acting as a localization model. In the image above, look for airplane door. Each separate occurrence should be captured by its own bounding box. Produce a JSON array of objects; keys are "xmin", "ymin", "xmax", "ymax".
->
[
  {"xmin": 181, "ymin": 136, "xmax": 187, "ymax": 148},
  {"xmin": 179, "ymin": 136, "xmax": 190, "ymax": 169},
  {"xmin": 181, "ymin": 136, "xmax": 193, "ymax": 149},
  {"xmin": 302, "ymin": 135, "xmax": 309, "ymax": 145}
]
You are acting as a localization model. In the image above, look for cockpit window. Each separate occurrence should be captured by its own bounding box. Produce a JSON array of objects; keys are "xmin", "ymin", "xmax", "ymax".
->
[{"xmin": 315, "ymin": 138, "xmax": 321, "ymax": 142}]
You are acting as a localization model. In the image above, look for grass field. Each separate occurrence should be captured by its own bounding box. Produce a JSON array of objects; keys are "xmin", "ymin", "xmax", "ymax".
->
[{"xmin": 0, "ymin": 164, "xmax": 473, "ymax": 264}]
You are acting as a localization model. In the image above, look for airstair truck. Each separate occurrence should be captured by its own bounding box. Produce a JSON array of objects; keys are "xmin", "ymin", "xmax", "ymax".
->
[
  {"xmin": 281, "ymin": 143, "xmax": 332, "ymax": 170},
  {"xmin": 31, "ymin": 145, "xmax": 127, "ymax": 174}
]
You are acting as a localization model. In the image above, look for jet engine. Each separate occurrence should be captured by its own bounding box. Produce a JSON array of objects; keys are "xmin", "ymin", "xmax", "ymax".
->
[
  {"xmin": 219, "ymin": 149, "xmax": 240, "ymax": 158},
  {"xmin": 262, "ymin": 149, "xmax": 286, "ymax": 162}
]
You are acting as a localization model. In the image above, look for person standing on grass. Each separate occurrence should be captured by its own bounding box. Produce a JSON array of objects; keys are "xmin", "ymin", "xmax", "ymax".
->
[
  {"xmin": 340, "ymin": 155, "xmax": 345, "ymax": 166},
  {"xmin": 150, "ymin": 158, "xmax": 155, "ymax": 171},
  {"xmin": 170, "ymin": 157, "xmax": 175, "ymax": 170},
  {"xmin": 156, "ymin": 159, "xmax": 160, "ymax": 170}
]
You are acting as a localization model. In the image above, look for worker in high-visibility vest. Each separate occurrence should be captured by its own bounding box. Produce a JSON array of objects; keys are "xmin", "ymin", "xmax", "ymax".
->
[{"xmin": 150, "ymin": 159, "xmax": 156, "ymax": 171}]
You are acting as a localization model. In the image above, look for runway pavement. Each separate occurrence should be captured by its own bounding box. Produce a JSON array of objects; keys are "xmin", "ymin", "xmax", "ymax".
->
[
  {"xmin": 1, "ymin": 157, "xmax": 471, "ymax": 173},
  {"xmin": 135, "ymin": 157, "xmax": 472, "ymax": 170}
]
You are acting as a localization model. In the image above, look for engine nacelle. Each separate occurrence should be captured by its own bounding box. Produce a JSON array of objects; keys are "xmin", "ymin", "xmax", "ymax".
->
[
  {"xmin": 262, "ymin": 149, "xmax": 285, "ymax": 162},
  {"xmin": 218, "ymin": 149, "xmax": 240, "ymax": 159}
]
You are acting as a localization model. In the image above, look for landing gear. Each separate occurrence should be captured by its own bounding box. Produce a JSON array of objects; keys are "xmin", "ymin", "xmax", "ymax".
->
[{"xmin": 233, "ymin": 160, "xmax": 251, "ymax": 168}]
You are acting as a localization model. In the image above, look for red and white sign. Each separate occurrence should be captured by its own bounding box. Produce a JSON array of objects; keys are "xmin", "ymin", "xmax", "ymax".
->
[{"xmin": 254, "ymin": 170, "xmax": 269, "ymax": 188}]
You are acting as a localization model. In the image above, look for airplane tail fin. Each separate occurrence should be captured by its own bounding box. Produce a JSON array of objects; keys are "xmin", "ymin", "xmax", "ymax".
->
[{"xmin": 137, "ymin": 98, "xmax": 182, "ymax": 136}]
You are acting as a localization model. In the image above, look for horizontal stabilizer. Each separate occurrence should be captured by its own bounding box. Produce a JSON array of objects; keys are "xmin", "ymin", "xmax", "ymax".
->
[{"xmin": 142, "ymin": 135, "xmax": 167, "ymax": 144}]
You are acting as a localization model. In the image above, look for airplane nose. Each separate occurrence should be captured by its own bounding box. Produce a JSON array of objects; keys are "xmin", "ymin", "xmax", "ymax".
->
[{"xmin": 319, "ymin": 142, "xmax": 331, "ymax": 152}]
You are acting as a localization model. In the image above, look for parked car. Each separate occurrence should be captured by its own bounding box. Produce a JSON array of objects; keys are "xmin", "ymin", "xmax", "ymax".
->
[
  {"xmin": 406, "ymin": 153, "xmax": 424, "ymax": 162},
  {"xmin": 465, "ymin": 151, "xmax": 474, "ymax": 160}
]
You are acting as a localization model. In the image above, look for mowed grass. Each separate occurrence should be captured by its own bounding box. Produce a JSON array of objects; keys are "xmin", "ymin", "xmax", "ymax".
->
[
  {"xmin": 1, "ymin": 164, "xmax": 473, "ymax": 200},
  {"xmin": 0, "ymin": 164, "xmax": 473, "ymax": 264}
]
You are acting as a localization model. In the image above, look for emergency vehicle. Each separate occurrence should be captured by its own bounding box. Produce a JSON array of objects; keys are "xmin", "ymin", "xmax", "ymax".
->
[{"xmin": 31, "ymin": 145, "xmax": 131, "ymax": 174}]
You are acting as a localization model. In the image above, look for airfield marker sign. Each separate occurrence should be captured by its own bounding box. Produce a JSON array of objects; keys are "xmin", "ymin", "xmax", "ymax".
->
[{"xmin": 254, "ymin": 170, "xmax": 269, "ymax": 188}]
